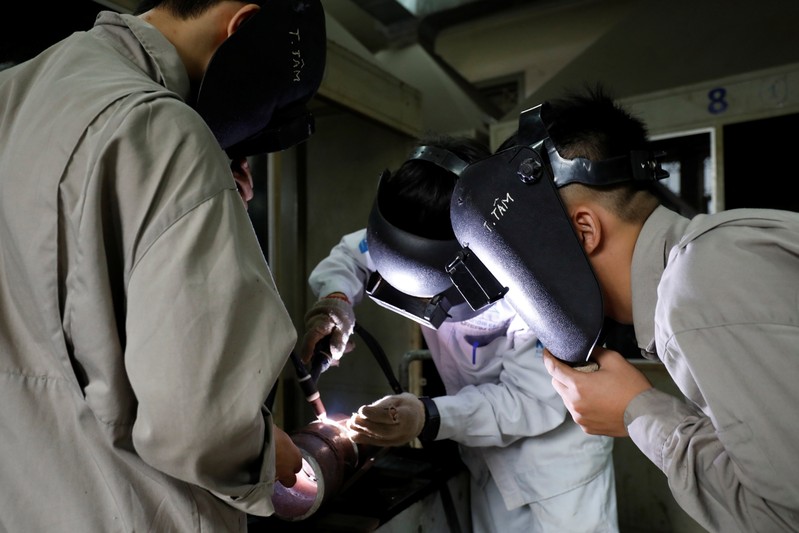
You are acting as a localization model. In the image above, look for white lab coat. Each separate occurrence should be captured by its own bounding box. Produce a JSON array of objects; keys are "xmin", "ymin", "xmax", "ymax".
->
[{"xmin": 309, "ymin": 229, "xmax": 618, "ymax": 533}]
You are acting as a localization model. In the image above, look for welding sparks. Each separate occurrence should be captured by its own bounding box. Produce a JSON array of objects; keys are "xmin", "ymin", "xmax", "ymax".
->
[{"xmin": 311, "ymin": 414, "xmax": 357, "ymax": 443}]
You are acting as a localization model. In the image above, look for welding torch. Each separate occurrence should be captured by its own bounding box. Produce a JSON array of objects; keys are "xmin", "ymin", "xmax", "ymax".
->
[{"xmin": 289, "ymin": 350, "xmax": 328, "ymax": 420}]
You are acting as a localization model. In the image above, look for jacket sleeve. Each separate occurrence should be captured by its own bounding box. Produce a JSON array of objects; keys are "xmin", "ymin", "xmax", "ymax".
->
[
  {"xmin": 434, "ymin": 332, "xmax": 569, "ymax": 447},
  {"xmin": 625, "ymin": 326, "xmax": 799, "ymax": 533},
  {"xmin": 308, "ymin": 228, "xmax": 374, "ymax": 304},
  {"xmin": 91, "ymin": 96, "xmax": 297, "ymax": 516},
  {"xmin": 125, "ymin": 190, "xmax": 296, "ymax": 516}
]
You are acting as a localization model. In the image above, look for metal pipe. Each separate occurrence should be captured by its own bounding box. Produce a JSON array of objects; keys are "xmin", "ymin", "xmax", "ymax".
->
[
  {"xmin": 272, "ymin": 324, "xmax": 407, "ymax": 520},
  {"xmin": 398, "ymin": 349, "xmax": 433, "ymax": 392},
  {"xmin": 271, "ymin": 417, "xmax": 361, "ymax": 521}
]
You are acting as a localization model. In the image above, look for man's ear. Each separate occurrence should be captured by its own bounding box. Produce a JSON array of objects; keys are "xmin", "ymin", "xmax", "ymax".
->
[
  {"xmin": 227, "ymin": 3, "xmax": 261, "ymax": 37},
  {"xmin": 571, "ymin": 206, "xmax": 602, "ymax": 256}
]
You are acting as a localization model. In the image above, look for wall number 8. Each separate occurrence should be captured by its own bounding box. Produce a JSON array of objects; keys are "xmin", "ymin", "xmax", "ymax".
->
[{"xmin": 708, "ymin": 87, "xmax": 728, "ymax": 114}]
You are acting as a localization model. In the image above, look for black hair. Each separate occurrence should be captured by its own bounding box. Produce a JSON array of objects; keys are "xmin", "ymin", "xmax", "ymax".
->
[
  {"xmin": 496, "ymin": 85, "xmax": 660, "ymax": 221},
  {"xmin": 496, "ymin": 84, "xmax": 649, "ymax": 160},
  {"xmin": 381, "ymin": 135, "xmax": 490, "ymax": 240},
  {"xmin": 544, "ymin": 83, "xmax": 649, "ymax": 161},
  {"xmin": 134, "ymin": 0, "xmax": 266, "ymax": 17},
  {"xmin": 545, "ymin": 84, "xmax": 659, "ymax": 221}
]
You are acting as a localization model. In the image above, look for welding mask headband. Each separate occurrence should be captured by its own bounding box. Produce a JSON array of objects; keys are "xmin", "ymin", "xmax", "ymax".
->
[
  {"xmin": 365, "ymin": 146, "xmax": 492, "ymax": 326},
  {"xmin": 366, "ymin": 170, "xmax": 464, "ymax": 299},
  {"xmin": 365, "ymin": 271, "xmax": 469, "ymax": 329},
  {"xmin": 518, "ymin": 103, "xmax": 670, "ymax": 188},
  {"xmin": 195, "ymin": 0, "xmax": 326, "ymax": 157}
]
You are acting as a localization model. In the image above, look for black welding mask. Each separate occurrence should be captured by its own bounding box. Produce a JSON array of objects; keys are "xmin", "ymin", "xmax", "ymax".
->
[
  {"xmin": 365, "ymin": 146, "xmax": 508, "ymax": 329},
  {"xmin": 195, "ymin": 0, "xmax": 326, "ymax": 158},
  {"xmin": 448, "ymin": 103, "xmax": 669, "ymax": 363}
]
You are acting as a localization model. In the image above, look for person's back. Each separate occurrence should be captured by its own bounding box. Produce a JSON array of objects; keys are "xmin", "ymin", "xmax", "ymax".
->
[
  {"xmin": 0, "ymin": 4, "xmax": 313, "ymax": 530},
  {"xmin": 304, "ymin": 135, "xmax": 619, "ymax": 532}
]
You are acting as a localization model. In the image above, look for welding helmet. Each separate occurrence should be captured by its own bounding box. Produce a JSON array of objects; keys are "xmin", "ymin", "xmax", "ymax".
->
[
  {"xmin": 365, "ymin": 146, "xmax": 507, "ymax": 329},
  {"xmin": 449, "ymin": 103, "xmax": 668, "ymax": 363},
  {"xmin": 195, "ymin": 0, "xmax": 326, "ymax": 158}
]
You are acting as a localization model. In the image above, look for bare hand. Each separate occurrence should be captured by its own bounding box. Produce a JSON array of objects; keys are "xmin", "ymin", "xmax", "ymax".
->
[
  {"xmin": 543, "ymin": 347, "xmax": 653, "ymax": 437},
  {"xmin": 231, "ymin": 157, "xmax": 254, "ymax": 209},
  {"xmin": 273, "ymin": 425, "xmax": 302, "ymax": 488}
]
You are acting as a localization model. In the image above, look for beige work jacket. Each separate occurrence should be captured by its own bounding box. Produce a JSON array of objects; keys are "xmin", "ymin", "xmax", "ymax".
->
[{"xmin": 0, "ymin": 12, "xmax": 296, "ymax": 532}]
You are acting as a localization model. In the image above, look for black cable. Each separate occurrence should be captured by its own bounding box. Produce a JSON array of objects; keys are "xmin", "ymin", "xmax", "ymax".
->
[
  {"xmin": 353, "ymin": 322, "xmax": 404, "ymax": 394},
  {"xmin": 274, "ymin": 320, "xmax": 462, "ymax": 532},
  {"xmin": 352, "ymin": 323, "xmax": 463, "ymax": 533}
]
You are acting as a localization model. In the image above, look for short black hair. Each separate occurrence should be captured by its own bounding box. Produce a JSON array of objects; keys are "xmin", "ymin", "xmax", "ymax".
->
[
  {"xmin": 544, "ymin": 83, "xmax": 649, "ymax": 161},
  {"xmin": 546, "ymin": 84, "xmax": 660, "ymax": 221},
  {"xmin": 496, "ymin": 84, "xmax": 649, "ymax": 160},
  {"xmin": 134, "ymin": 0, "xmax": 266, "ymax": 17},
  {"xmin": 381, "ymin": 135, "xmax": 490, "ymax": 240}
]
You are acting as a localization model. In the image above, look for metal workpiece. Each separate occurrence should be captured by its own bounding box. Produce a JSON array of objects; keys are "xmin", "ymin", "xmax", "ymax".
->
[
  {"xmin": 265, "ymin": 324, "xmax": 463, "ymax": 528},
  {"xmin": 272, "ymin": 418, "xmax": 360, "ymax": 521}
]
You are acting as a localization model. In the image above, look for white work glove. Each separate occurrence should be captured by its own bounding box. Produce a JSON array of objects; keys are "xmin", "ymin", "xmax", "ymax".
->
[
  {"xmin": 346, "ymin": 393, "xmax": 425, "ymax": 447},
  {"xmin": 299, "ymin": 294, "xmax": 356, "ymax": 366}
]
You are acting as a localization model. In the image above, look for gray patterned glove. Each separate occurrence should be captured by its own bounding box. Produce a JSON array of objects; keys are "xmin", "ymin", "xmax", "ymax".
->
[{"xmin": 299, "ymin": 294, "xmax": 356, "ymax": 366}]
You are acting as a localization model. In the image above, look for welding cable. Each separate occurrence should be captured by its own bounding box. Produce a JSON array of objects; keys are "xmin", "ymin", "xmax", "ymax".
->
[
  {"xmin": 300, "ymin": 321, "xmax": 462, "ymax": 533},
  {"xmin": 351, "ymin": 322, "xmax": 462, "ymax": 532},
  {"xmin": 353, "ymin": 322, "xmax": 403, "ymax": 394}
]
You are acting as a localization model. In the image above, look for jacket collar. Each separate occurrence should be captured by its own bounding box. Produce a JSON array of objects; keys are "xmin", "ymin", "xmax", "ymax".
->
[
  {"xmin": 92, "ymin": 11, "xmax": 191, "ymax": 101},
  {"xmin": 630, "ymin": 205, "xmax": 690, "ymax": 359}
]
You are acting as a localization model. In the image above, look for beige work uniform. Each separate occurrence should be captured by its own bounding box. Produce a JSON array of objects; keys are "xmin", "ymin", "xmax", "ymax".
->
[
  {"xmin": 0, "ymin": 12, "xmax": 296, "ymax": 532},
  {"xmin": 625, "ymin": 206, "xmax": 799, "ymax": 532}
]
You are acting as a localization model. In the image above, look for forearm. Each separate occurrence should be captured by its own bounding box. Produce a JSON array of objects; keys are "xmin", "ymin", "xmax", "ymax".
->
[
  {"xmin": 427, "ymin": 333, "xmax": 567, "ymax": 445},
  {"xmin": 626, "ymin": 389, "xmax": 796, "ymax": 532},
  {"xmin": 308, "ymin": 229, "xmax": 372, "ymax": 304},
  {"xmin": 434, "ymin": 383, "xmax": 566, "ymax": 447}
]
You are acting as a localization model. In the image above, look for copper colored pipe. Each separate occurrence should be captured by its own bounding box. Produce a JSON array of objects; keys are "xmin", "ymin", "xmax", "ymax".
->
[{"xmin": 271, "ymin": 417, "xmax": 360, "ymax": 520}]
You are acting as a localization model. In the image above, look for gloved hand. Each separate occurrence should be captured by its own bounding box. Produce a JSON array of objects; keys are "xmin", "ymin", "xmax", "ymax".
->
[
  {"xmin": 299, "ymin": 294, "xmax": 356, "ymax": 367},
  {"xmin": 345, "ymin": 392, "xmax": 425, "ymax": 447}
]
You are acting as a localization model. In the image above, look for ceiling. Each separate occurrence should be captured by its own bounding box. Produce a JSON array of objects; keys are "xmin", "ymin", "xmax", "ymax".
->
[
  {"xmin": 95, "ymin": 0, "xmax": 546, "ymax": 56},
  {"xmin": 324, "ymin": 0, "xmax": 799, "ymax": 130},
  {"xmin": 323, "ymin": 0, "xmax": 598, "ymax": 118},
  {"xmin": 7, "ymin": 0, "xmax": 798, "ymax": 136},
  {"xmin": 324, "ymin": 0, "xmax": 553, "ymax": 53}
]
